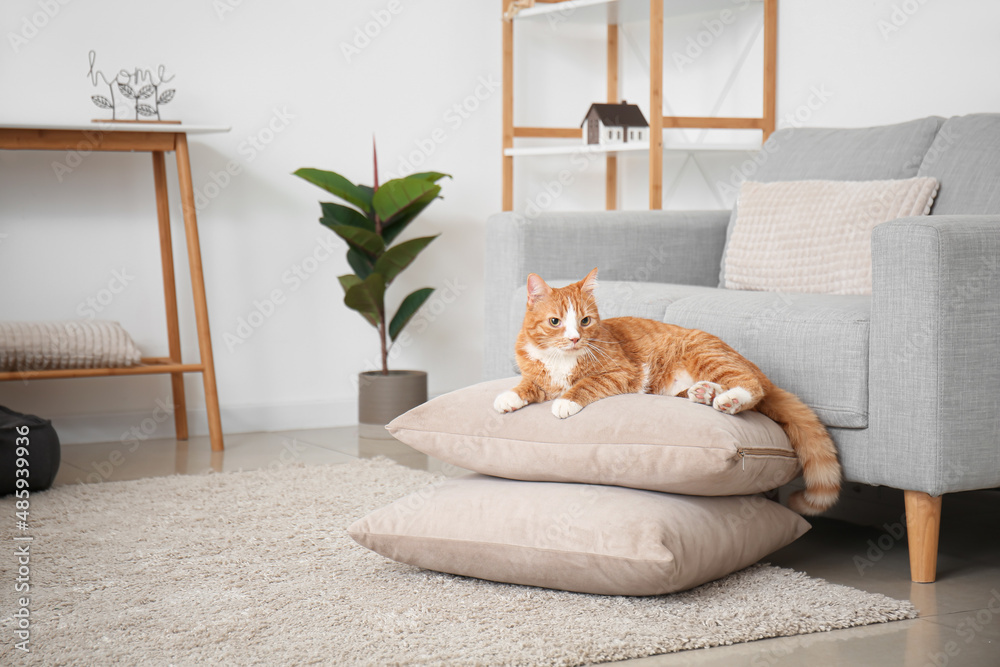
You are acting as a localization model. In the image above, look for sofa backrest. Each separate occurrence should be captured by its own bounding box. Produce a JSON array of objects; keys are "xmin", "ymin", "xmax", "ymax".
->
[
  {"xmin": 750, "ymin": 116, "xmax": 944, "ymax": 182},
  {"xmin": 719, "ymin": 116, "xmax": 945, "ymax": 286},
  {"xmin": 917, "ymin": 114, "xmax": 1000, "ymax": 215}
]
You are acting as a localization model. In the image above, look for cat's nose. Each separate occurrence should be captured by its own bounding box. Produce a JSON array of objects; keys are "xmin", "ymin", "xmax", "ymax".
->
[{"xmin": 569, "ymin": 337, "xmax": 580, "ymax": 344}]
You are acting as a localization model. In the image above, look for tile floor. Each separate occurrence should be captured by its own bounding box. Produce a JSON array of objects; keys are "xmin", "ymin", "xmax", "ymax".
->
[{"xmin": 55, "ymin": 428, "xmax": 999, "ymax": 666}]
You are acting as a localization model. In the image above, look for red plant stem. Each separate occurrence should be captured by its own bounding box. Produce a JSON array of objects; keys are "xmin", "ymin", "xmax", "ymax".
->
[
  {"xmin": 372, "ymin": 135, "xmax": 380, "ymax": 191},
  {"xmin": 378, "ymin": 314, "xmax": 389, "ymax": 375},
  {"xmin": 372, "ymin": 135, "xmax": 382, "ymax": 237},
  {"xmin": 373, "ymin": 135, "xmax": 388, "ymax": 373}
]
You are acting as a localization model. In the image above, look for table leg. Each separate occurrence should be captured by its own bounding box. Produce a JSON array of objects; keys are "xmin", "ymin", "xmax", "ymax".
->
[
  {"xmin": 152, "ymin": 151, "xmax": 189, "ymax": 441},
  {"xmin": 174, "ymin": 134, "xmax": 224, "ymax": 452}
]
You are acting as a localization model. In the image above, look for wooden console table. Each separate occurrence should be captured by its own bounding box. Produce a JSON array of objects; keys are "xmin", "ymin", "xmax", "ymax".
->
[{"xmin": 0, "ymin": 122, "xmax": 229, "ymax": 451}]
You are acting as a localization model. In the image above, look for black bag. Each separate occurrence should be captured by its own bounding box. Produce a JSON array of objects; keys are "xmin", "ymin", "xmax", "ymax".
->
[{"xmin": 1, "ymin": 406, "xmax": 61, "ymax": 496}]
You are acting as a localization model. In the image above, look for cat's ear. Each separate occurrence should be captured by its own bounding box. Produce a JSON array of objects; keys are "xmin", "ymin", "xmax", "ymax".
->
[
  {"xmin": 580, "ymin": 267, "xmax": 599, "ymax": 295},
  {"xmin": 526, "ymin": 273, "xmax": 551, "ymax": 306}
]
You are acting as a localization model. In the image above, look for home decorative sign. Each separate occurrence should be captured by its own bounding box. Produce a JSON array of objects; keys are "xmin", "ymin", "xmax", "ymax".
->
[{"xmin": 87, "ymin": 50, "xmax": 177, "ymax": 122}]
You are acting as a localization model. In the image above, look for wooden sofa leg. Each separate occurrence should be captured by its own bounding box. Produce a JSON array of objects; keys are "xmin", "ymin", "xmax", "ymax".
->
[{"xmin": 904, "ymin": 490, "xmax": 943, "ymax": 583}]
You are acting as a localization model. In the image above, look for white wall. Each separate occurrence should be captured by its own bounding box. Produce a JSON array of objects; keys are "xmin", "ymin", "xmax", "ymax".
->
[{"xmin": 1, "ymin": 0, "xmax": 997, "ymax": 444}]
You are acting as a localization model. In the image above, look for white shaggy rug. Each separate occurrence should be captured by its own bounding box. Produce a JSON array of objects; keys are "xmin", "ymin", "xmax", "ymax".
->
[{"xmin": 0, "ymin": 457, "xmax": 916, "ymax": 666}]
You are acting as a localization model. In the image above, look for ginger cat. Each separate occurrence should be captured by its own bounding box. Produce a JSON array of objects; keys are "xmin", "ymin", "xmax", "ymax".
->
[{"xmin": 494, "ymin": 268, "xmax": 842, "ymax": 515}]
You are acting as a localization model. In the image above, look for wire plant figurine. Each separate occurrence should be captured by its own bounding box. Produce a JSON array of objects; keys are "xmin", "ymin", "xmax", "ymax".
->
[{"xmin": 87, "ymin": 50, "xmax": 177, "ymax": 122}]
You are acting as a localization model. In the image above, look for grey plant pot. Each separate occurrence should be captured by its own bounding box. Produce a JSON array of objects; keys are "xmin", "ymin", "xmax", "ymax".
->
[{"xmin": 358, "ymin": 370, "xmax": 428, "ymax": 439}]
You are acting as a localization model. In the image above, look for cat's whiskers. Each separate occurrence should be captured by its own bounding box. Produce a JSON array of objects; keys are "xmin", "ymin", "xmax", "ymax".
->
[{"xmin": 582, "ymin": 340, "xmax": 616, "ymax": 368}]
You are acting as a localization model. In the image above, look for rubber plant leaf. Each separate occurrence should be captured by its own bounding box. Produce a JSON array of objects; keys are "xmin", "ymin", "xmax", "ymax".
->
[
  {"xmin": 357, "ymin": 184, "xmax": 375, "ymax": 208},
  {"xmin": 344, "ymin": 273, "xmax": 385, "ymax": 328},
  {"xmin": 389, "ymin": 287, "xmax": 434, "ymax": 342},
  {"xmin": 320, "ymin": 202, "xmax": 374, "ymax": 231},
  {"xmin": 347, "ymin": 248, "xmax": 374, "ymax": 279},
  {"xmin": 381, "ymin": 189, "xmax": 439, "ymax": 246},
  {"xmin": 327, "ymin": 224, "xmax": 384, "ymax": 258},
  {"xmin": 405, "ymin": 172, "xmax": 451, "ymax": 184},
  {"xmin": 294, "ymin": 168, "xmax": 373, "ymax": 214},
  {"xmin": 372, "ymin": 178, "xmax": 440, "ymax": 223},
  {"xmin": 337, "ymin": 274, "xmax": 361, "ymax": 295},
  {"xmin": 372, "ymin": 235, "xmax": 438, "ymax": 286}
]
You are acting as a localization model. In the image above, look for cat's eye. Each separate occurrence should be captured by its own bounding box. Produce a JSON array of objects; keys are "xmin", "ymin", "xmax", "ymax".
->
[
  {"xmin": 580, "ymin": 316, "xmax": 592, "ymax": 326},
  {"xmin": 549, "ymin": 317, "xmax": 561, "ymax": 327}
]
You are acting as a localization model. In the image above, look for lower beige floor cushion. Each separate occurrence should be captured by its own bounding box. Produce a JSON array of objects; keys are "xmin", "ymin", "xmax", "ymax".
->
[
  {"xmin": 387, "ymin": 377, "xmax": 800, "ymax": 496},
  {"xmin": 349, "ymin": 474, "xmax": 810, "ymax": 596}
]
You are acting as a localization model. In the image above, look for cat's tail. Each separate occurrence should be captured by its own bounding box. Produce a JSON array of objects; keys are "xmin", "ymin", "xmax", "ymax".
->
[{"xmin": 756, "ymin": 386, "xmax": 842, "ymax": 515}]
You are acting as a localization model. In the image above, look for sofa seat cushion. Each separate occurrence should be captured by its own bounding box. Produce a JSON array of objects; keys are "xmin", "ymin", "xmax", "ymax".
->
[{"xmin": 664, "ymin": 290, "xmax": 871, "ymax": 429}]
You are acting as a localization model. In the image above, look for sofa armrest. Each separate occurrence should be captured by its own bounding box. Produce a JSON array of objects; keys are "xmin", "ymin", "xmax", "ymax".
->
[
  {"xmin": 484, "ymin": 210, "xmax": 730, "ymax": 379},
  {"xmin": 869, "ymin": 215, "xmax": 1000, "ymax": 495}
]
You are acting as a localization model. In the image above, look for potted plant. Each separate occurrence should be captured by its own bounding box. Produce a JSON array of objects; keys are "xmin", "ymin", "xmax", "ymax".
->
[{"xmin": 294, "ymin": 144, "xmax": 450, "ymax": 438}]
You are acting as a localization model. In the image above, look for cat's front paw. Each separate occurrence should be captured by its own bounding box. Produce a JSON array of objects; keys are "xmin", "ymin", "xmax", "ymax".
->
[
  {"xmin": 713, "ymin": 387, "xmax": 753, "ymax": 415},
  {"xmin": 552, "ymin": 398, "xmax": 583, "ymax": 419},
  {"xmin": 494, "ymin": 390, "xmax": 528, "ymax": 414},
  {"xmin": 688, "ymin": 381, "xmax": 723, "ymax": 406}
]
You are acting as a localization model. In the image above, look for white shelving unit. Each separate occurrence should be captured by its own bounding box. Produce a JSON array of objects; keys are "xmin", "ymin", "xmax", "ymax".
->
[
  {"xmin": 501, "ymin": 0, "xmax": 776, "ymax": 210},
  {"xmin": 503, "ymin": 140, "xmax": 762, "ymax": 157}
]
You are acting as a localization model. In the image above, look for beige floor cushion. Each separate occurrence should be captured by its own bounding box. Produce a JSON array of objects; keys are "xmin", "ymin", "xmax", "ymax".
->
[
  {"xmin": 387, "ymin": 377, "xmax": 800, "ymax": 496},
  {"xmin": 349, "ymin": 474, "xmax": 810, "ymax": 596}
]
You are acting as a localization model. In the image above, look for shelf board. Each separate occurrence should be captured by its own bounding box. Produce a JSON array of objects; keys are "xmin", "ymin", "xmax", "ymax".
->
[
  {"xmin": 506, "ymin": 142, "xmax": 649, "ymax": 157},
  {"xmin": 0, "ymin": 122, "xmax": 230, "ymax": 134},
  {"xmin": 0, "ymin": 358, "xmax": 205, "ymax": 382},
  {"xmin": 504, "ymin": 140, "xmax": 759, "ymax": 157},
  {"xmin": 514, "ymin": 0, "xmax": 762, "ymax": 24}
]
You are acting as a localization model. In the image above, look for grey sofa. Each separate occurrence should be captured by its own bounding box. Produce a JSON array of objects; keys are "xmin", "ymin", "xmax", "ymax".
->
[{"xmin": 484, "ymin": 114, "xmax": 1000, "ymax": 584}]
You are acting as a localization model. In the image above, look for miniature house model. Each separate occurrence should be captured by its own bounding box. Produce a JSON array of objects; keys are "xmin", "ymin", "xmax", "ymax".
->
[{"xmin": 580, "ymin": 101, "xmax": 649, "ymax": 146}]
